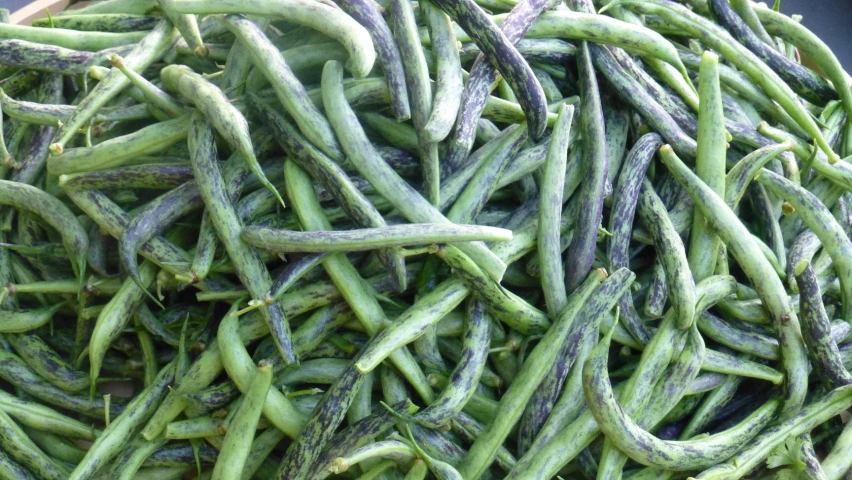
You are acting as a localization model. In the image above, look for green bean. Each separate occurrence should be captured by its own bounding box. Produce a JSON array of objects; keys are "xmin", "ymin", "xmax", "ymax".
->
[
  {"xmin": 696, "ymin": 384, "xmax": 852, "ymax": 479},
  {"xmin": 821, "ymin": 414, "xmax": 852, "ymax": 480},
  {"xmin": 596, "ymin": 318, "xmax": 706, "ymax": 478},
  {"xmin": 795, "ymin": 259, "xmax": 852, "ymax": 388},
  {"xmin": 104, "ymin": 435, "xmax": 166, "ymax": 480},
  {"xmin": 441, "ymin": 245, "xmax": 550, "ymax": 335},
  {"xmin": 0, "ymin": 388, "xmax": 97, "ymax": 440},
  {"xmin": 164, "ymin": 67, "xmax": 284, "ymax": 208},
  {"xmin": 87, "ymin": 261, "xmax": 158, "ymax": 394},
  {"xmin": 441, "ymin": 124, "xmax": 528, "ymax": 212},
  {"xmin": 7, "ymin": 332, "xmax": 89, "ymax": 392},
  {"xmin": 562, "ymin": 42, "xmax": 607, "ymax": 292},
  {"xmin": 158, "ymin": 0, "xmax": 205, "ymax": 57},
  {"xmin": 724, "ymin": 142, "xmax": 793, "ymax": 209},
  {"xmin": 32, "ymin": 13, "xmax": 160, "ymax": 32},
  {"xmin": 188, "ymin": 113, "xmax": 295, "ymax": 363},
  {"xmin": 243, "ymin": 224, "xmax": 511, "ymax": 253},
  {"xmin": 66, "ymin": 189, "xmax": 224, "ymax": 291},
  {"xmin": 391, "ymin": 0, "xmax": 440, "ymax": 204},
  {"xmin": 165, "ymin": 416, "xmax": 224, "ymax": 440},
  {"xmin": 754, "ymin": 5, "xmax": 852, "ymax": 145},
  {"xmin": 689, "ymin": 51, "xmax": 726, "ymax": 282},
  {"xmin": 321, "ymin": 56, "xmax": 506, "ymax": 283},
  {"xmin": 3, "ymin": 89, "xmax": 153, "ymax": 127},
  {"xmin": 220, "ymin": 15, "xmax": 342, "ymax": 162},
  {"xmin": 660, "ymin": 144, "xmax": 808, "ymax": 417},
  {"xmin": 421, "ymin": 1, "xmax": 463, "ymax": 143},
  {"xmin": 58, "ymin": 163, "xmax": 192, "ymax": 191},
  {"xmin": 210, "ymin": 360, "xmax": 271, "ymax": 480},
  {"xmin": 275, "ymin": 358, "xmax": 366, "ymax": 479},
  {"xmin": 448, "ymin": 136, "xmax": 529, "ymax": 224},
  {"xmin": 451, "ymin": 10, "xmax": 690, "ymax": 82},
  {"xmin": 697, "ymin": 312, "xmax": 778, "ymax": 360},
  {"xmin": 0, "ymin": 445, "xmax": 35, "ymax": 480},
  {"xmin": 50, "ymin": 21, "xmax": 178, "ymax": 153},
  {"xmin": 0, "ymin": 23, "xmax": 145, "ymax": 51},
  {"xmin": 0, "ymin": 302, "xmax": 62, "ymax": 333},
  {"xmin": 404, "ymin": 459, "xmax": 429, "ymax": 480},
  {"xmin": 585, "ymin": 325, "xmax": 779, "ymax": 471},
  {"xmin": 637, "ymin": 180, "xmax": 695, "ymax": 329},
  {"xmin": 284, "ymin": 159, "xmax": 434, "ymax": 402},
  {"xmin": 48, "ymin": 114, "xmax": 191, "ymax": 175},
  {"xmin": 538, "ymin": 103, "xmax": 573, "ymax": 316},
  {"xmin": 430, "ymin": 0, "xmax": 549, "ymax": 143},
  {"xmin": 169, "ymin": 0, "xmax": 375, "ymax": 78},
  {"xmin": 249, "ymin": 98, "xmax": 409, "ymax": 292}
]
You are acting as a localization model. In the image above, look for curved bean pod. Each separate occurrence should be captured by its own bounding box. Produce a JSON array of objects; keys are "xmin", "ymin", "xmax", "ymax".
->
[
  {"xmin": 637, "ymin": 180, "xmax": 695, "ymax": 329},
  {"xmin": 87, "ymin": 261, "xmax": 158, "ymax": 393},
  {"xmin": 758, "ymin": 170, "xmax": 852, "ymax": 322},
  {"xmin": 120, "ymin": 181, "xmax": 203, "ymax": 296},
  {"xmin": 724, "ymin": 141, "xmax": 793, "ymax": 209},
  {"xmin": 168, "ymin": 0, "xmax": 375, "ymax": 78},
  {"xmin": 414, "ymin": 301, "xmax": 491, "ymax": 428},
  {"xmin": 0, "ymin": 180, "xmax": 87, "ymax": 281},
  {"xmin": 660, "ymin": 144, "xmax": 808, "ymax": 416},
  {"xmin": 164, "ymin": 66, "xmax": 283, "ymax": 207},
  {"xmin": 696, "ymin": 384, "xmax": 852, "ymax": 479},
  {"xmin": 584, "ymin": 326, "xmax": 779, "ymax": 471},
  {"xmin": 0, "ymin": 303, "xmax": 62, "ymax": 333},
  {"xmin": 795, "ymin": 260, "xmax": 852, "ymax": 388},
  {"xmin": 422, "ymin": 1, "xmax": 463, "ymax": 143}
]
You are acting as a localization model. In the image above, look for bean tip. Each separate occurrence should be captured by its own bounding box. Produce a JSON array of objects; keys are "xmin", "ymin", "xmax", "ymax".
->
[
  {"xmin": 330, "ymin": 458, "xmax": 350, "ymax": 474},
  {"xmin": 781, "ymin": 202, "xmax": 795, "ymax": 215},
  {"xmin": 194, "ymin": 45, "xmax": 210, "ymax": 58},
  {"xmin": 110, "ymin": 54, "xmax": 125, "ymax": 69},
  {"xmin": 49, "ymin": 143, "xmax": 63, "ymax": 155}
]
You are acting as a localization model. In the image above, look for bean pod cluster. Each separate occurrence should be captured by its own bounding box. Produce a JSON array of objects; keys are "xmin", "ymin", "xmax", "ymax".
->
[{"xmin": 0, "ymin": 0, "xmax": 850, "ymax": 478}]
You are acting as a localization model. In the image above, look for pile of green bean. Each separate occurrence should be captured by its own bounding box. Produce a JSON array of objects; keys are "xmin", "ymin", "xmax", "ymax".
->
[{"xmin": 1, "ymin": 0, "xmax": 852, "ymax": 477}]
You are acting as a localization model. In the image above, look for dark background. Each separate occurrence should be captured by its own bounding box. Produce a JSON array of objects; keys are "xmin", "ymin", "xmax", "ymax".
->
[{"xmin": 0, "ymin": 0, "xmax": 849, "ymax": 72}]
